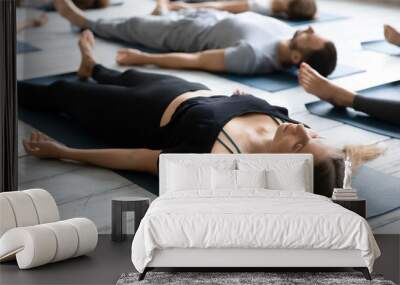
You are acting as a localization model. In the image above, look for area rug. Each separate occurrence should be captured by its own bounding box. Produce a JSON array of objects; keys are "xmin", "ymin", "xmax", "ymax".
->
[{"xmin": 116, "ymin": 272, "xmax": 395, "ymax": 285}]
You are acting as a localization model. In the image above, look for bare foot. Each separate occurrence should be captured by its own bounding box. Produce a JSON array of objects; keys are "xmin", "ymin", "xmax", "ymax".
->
[
  {"xmin": 151, "ymin": 0, "xmax": 170, "ymax": 15},
  {"xmin": 384, "ymin": 24, "xmax": 400, "ymax": 46},
  {"xmin": 78, "ymin": 30, "xmax": 96, "ymax": 79},
  {"xmin": 116, "ymin": 49, "xmax": 147, "ymax": 66},
  {"xmin": 32, "ymin": 13, "xmax": 49, "ymax": 27},
  {"xmin": 54, "ymin": 0, "xmax": 88, "ymax": 28},
  {"xmin": 299, "ymin": 62, "xmax": 355, "ymax": 107}
]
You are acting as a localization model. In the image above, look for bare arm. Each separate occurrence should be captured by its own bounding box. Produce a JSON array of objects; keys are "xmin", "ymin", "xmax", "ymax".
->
[
  {"xmin": 169, "ymin": 0, "xmax": 250, "ymax": 13},
  {"xmin": 23, "ymin": 132, "xmax": 159, "ymax": 175},
  {"xmin": 17, "ymin": 13, "xmax": 48, "ymax": 33},
  {"xmin": 117, "ymin": 48, "xmax": 226, "ymax": 72},
  {"xmin": 63, "ymin": 148, "xmax": 160, "ymax": 174}
]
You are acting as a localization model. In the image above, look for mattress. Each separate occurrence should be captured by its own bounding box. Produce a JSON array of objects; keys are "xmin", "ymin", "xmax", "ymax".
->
[{"xmin": 131, "ymin": 191, "xmax": 380, "ymax": 273}]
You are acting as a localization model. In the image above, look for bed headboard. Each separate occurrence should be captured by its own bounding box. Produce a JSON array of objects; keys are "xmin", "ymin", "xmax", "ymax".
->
[{"xmin": 159, "ymin": 154, "xmax": 314, "ymax": 196}]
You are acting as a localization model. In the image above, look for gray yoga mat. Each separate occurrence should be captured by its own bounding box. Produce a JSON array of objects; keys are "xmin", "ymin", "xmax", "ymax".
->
[
  {"xmin": 19, "ymin": 73, "xmax": 159, "ymax": 196},
  {"xmin": 361, "ymin": 40, "xmax": 400, "ymax": 56},
  {"xmin": 305, "ymin": 80, "xmax": 400, "ymax": 138},
  {"xmin": 17, "ymin": 41, "xmax": 41, "ymax": 54},
  {"xmin": 353, "ymin": 166, "xmax": 400, "ymax": 219}
]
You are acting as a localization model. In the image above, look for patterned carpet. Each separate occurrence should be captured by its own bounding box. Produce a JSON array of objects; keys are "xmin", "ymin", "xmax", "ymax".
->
[{"xmin": 116, "ymin": 271, "xmax": 396, "ymax": 285}]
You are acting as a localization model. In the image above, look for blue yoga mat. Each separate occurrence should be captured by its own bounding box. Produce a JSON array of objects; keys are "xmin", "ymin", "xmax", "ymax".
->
[
  {"xmin": 39, "ymin": 0, "xmax": 124, "ymax": 11},
  {"xmin": 17, "ymin": 41, "xmax": 41, "ymax": 54},
  {"xmin": 305, "ymin": 80, "xmax": 400, "ymax": 138},
  {"xmin": 221, "ymin": 64, "xmax": 365, "ymax": 93},
  {"xmin": 353, "ymin": 166, "xmax": 400, "ymax": 219},
  {"xmin": 19, "ymin": 73, "xmax": 159, "ymax": 196},
  {"xmin": 282, "ymin": 12, "xmax": 348, "ymax": 27},
  {"xmin": 361, "ymin": 40, "xmax": 400, "ymax": 56}
]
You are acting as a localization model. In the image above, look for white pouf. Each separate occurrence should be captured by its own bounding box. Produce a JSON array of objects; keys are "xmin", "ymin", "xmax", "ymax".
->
[
  {"xmin": 0, "ymin": 218, "xmax": 98, "ymax": 269},
  {"xmin": 0, "ymin": 189, "xmax": 98, "ymax": 269}
]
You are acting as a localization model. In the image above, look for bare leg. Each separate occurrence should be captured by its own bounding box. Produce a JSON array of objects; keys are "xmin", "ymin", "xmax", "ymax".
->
[
  {"xmin": 151, "ymin": 0, "xmax": 170, "ymax": 15},
  {"xmin": 78, "ymin": 30, "xmax": 97, "ymax": 79},
  {"xmin": 299, "ymin": 62, "xmax": 355, "ymax": 107},
  {"xmin": 384, "ymin": 24, "xmax": 400, "ymax": 46},
  {"xmin": 54, "ymin": 0, "xmax": 89, "ymax": 29}
]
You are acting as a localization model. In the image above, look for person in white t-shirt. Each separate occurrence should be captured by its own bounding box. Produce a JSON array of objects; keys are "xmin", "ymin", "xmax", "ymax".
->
[{"xmin": 158, "ymin": 0, "xmax": 317, "ymax": 20}]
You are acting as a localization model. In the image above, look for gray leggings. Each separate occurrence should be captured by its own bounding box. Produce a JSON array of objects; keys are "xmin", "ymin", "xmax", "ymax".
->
[{"xmin": 353, "ymin": 95, "xmax": 400, "ymax": 125}]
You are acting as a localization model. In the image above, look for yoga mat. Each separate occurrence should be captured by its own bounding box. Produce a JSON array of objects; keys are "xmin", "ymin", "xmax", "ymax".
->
[
  {"xmin": 361, "ymin": 40, "xmax": 400, "ymax": 56},
  {"xmin": 305, "ymin": 80, "xmax": 400, "ymax": 138},
  {"xmin": 40, "ymin": 0, "xmax": 125, "ymax": 11},
  {"xmin": 282, "ymin": 12, "xmax": 348, "ymax": 27},
  {"xmin": 17, "ymin": 41, "xmax": 41, "ymax": 54},
  {"xmin": 19, "ymin": 73, "xmax": 159, "ymax": 196},
  {"xmin": 220, "ymin": 64, "xmax": 365, "ymax": 93},
  {"xmin": 353, "ymin": 166, "xmax": 400, "ymax": 219}
]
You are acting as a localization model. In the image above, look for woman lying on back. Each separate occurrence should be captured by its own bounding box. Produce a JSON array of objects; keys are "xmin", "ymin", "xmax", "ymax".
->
[{"xmin": 20, "ymin": 31, "xmax": 383, "ymax": 197}]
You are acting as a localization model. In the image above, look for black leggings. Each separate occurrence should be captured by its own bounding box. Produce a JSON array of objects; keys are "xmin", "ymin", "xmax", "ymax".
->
[
  {"xmin": 18, "ymin": 65, "xmax": 209, "ymax": 149},
  {"xmin": 353, "ymin": 95, "xmax": 400, "ymax": 125}
]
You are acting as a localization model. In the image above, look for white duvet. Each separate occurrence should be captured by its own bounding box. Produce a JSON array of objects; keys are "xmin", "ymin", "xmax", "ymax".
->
[{"xmin": 131, "ymin": 190, "xmax": 380, "ymax": 273}]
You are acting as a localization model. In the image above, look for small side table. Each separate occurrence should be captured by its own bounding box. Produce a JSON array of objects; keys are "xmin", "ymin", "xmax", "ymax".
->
[
  {"xmin": 332, "ymin": 199, "xmax": 366, "ymax": 218},
  {"xmin": 112, "ymin": 197, "xmax": 150, "ymax": 242}
]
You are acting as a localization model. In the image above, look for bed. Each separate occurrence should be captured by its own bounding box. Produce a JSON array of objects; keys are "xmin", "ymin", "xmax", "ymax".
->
[{"xmin": 131, "ymin": 154, "xmax": 380, "ymax": 280}]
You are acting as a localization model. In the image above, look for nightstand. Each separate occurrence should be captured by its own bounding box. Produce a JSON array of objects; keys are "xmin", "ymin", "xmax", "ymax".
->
[
  {"xmin": 331, "ymin": 199, "xmax": 366, "ymax": 218},
  {"xmin": 112, "ymin": 197, "xmax": 150, "ymax": 242}
]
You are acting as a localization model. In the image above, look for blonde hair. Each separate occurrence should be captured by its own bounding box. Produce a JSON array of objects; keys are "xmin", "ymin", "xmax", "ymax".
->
[
  {"xmin": 342, "ymin": 144, "xmax": 385, "ymax": 171},
  {"xmin": 313, "ymin": 143, "xmax": 384, "ymax": 197}
]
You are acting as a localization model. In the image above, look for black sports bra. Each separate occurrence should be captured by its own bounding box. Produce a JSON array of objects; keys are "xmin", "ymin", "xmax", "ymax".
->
[{"xmin": 162, "ymin": 94, "xmax": 303, "ymax": 154}]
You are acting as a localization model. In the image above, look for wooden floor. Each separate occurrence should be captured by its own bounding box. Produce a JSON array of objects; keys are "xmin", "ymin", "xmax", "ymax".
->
[{"xmin": 16, "ymin": 0, "xmax": 400, "ymax": 234}]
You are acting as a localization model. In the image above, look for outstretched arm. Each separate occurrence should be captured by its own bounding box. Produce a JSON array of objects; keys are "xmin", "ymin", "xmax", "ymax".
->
[
  {"xmin": 23, "ymin": 132, "xmax": 159, "ymax": 175},
  {"xmin": 169, "ymin": 0, "xmax": 249, "ymax": 13},
  {"xmin": 17, "ymin": 14, "xmax": 48, "ymax": 33},
  {"xmin": 116, "ymin": 48, "xmax": 226, "ymax": 72}
]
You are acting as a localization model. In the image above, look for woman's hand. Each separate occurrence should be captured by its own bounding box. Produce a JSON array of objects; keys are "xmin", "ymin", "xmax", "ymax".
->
[
  {"xmin": 116, "ymin": 49, "xmax": 148, "ymax": 66},
  {"xmin": 23, "ymin": 131, "xmax": 67, "ymax": 159}
]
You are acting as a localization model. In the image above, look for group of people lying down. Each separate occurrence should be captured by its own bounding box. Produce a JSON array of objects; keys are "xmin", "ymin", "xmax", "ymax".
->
[{"xmin": 20, "ymin": 0, "xmax": 400, "ymax": 197}]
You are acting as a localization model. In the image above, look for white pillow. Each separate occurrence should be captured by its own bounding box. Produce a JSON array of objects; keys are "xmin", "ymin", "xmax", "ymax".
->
[
  {"xmin": 167, "ymin": 163, "xmax": 212, "ymax": 192},
  {"xmin": 212, "ymin": 168, "xmax": 237, "ymax": 191},
  {"xmin": 211, "ymin": 169, "xmax": 268, "ymax": 192},
  {"xmin": 267, "ymin": 163, "xmax": 306, "ymax": 191},
  {"xmin": 237, "ymin": 159, "xmax": 308, "ymax": 191},
  {"xmin": 236, "ymin": 169, "xmax": 268, "ymax": 189}
]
